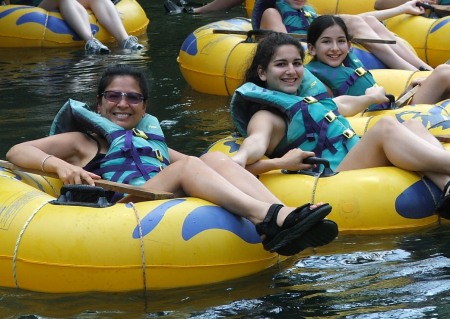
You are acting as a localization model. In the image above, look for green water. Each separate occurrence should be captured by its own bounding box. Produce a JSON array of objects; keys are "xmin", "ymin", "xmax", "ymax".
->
[{"xmin": 0, "ymin": 1, "xmax": 449, "ymax": 318}]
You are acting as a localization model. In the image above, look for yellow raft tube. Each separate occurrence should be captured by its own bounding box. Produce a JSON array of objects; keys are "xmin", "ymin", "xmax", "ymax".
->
[
  {"xmin": 245, "ymin": 0, "xmax": 377, "ymax": 17},
  {"xmin": 385, "ymin": 14, "xmax": 450, "ymax": 68},
  {"xmin": 178, "ymin": 18, "xmax": 424, "ymax": 96},
  {"xmin": 206, "ymin": 134, "xmax": 447, "ymax": 235},
  {"xmin": 0, "ymin": 168, "xmax": 279, "ymax": 293},
  {"xmin": 0, "ymin": 0, "xmax": 149, "ymax": 48}
]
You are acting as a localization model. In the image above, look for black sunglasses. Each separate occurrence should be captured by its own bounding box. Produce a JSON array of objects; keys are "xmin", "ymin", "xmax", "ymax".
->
[{"xmin": 101, "ymin": 91, "xmax": 144, "ymax": 104}]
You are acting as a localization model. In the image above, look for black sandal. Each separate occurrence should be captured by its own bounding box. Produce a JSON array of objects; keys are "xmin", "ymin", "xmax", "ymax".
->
[
  {"xmin": 275, "ymin": 220, "xmax": 338, "ymax": 256},
  {"xmin": 435, "ymin": 181, "xmax": 450, "ymax": 220},
  {"xmin": 256, "ymin": 203, "xmax": 332, "ymax": 253}
]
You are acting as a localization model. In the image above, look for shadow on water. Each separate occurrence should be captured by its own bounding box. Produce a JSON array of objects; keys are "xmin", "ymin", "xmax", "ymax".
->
[{"xmin": 0, "ymin": 1, "xmax": 450, "ymax": 318}]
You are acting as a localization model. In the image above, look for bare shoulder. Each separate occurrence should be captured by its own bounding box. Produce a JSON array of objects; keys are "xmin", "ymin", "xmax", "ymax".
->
[{"xmin": 46, "ymin": 131, "xmax": 99, "ymax": 165}]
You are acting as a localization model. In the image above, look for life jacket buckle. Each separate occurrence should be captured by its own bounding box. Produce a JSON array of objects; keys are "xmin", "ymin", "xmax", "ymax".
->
[
  {"xmin": 355, "ymin": 67, "xmax": 367, "ymax": 77},
  {"xmin": 155, "ymin": 149, "xmax": 164, "ymax": 162},
  {"xmin": 132, "ymin": 128, "xmax": 148, "ymax": 139},
  {"xmin": 303, "ymin": 96, "xmax": 318, "ymax": 104},
  {"xmin": 343, "ymin": 129, "xmax": 355, "ymax": 139},
  {"xmin": 324, "ymin": 111, "xmax": 336, "ymax": 123}
]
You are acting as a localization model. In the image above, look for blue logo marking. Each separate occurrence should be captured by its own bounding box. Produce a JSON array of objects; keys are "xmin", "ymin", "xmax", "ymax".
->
[
  {"xmin": 132, "ymin": 198, "xmax": 260, "ymax": 243},
  {"xmin": 439, "ymin": 99, "xmax": 450, "ymax": 108},
  {"xmin": 393, "ymin": 110, "xmax": 450, "ymax": 130},
  {"xmin": 430, "ymin": 17, "xmax": 450, "ymax": 34},
  {"xmin": 182, "ymin": 206, "xmax": 260, "ymax": 243},
  {"xmin": 0, "ymin": 6, "xmax": 26, "ymax": 19},
  {"xmin": 1, "ymin": 6, "xmax": 99, "ymax": 40},
  {"xmin": 180, "ymin": 33, "xmax": 197, "ymax": 56},
  {"xmin": 223, "ymin": 140, "xmax": 241, "ymax": 153},
  {"xmin": 395, "ymin": 179, "xmax": 441, "ymax": 218},
  {"xmin": 132, "ymin": 199, "xmax": 185, "ymax": 238}
]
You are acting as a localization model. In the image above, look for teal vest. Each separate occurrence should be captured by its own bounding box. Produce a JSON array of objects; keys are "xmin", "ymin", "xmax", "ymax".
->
[
  {"xmin": 298, "ymin": 68, "xmax": 330, "ymax": 100},
  {"xmin": 306, "ymin": 53, "xmax": 389, "ymax": 111},
  {"xmin": 50, "ymin": 99, "xmax": 170, "ymax": 187},
  {"xmin": 276, "ymin": 0, "xmax": 317, "ymax": 34},
  {"xmin": 230, "ymin": 83, "xmax": 359, "ymax": 171}
]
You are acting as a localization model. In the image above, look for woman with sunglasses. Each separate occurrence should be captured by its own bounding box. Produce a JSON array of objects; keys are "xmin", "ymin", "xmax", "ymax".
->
[{"xmin": 6, "ymin": 63, "xmax": 337, "ymax": 256}]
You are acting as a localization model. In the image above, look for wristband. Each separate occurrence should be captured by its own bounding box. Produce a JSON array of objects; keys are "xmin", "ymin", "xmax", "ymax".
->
[{"xmin": 41, "ymin": 155, "xmax": 54, "ymax": 173}]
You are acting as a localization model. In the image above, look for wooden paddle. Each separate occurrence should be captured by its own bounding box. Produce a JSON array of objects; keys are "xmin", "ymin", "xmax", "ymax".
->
[
  {"xmin": 212, "ymin": 29, "xmax": 397, "ymax": 44},
  {"xmin": 435, "ymin": 135, "xmax": 450, "ymax": 143},
  {"xmin": 395, "ymin": 85, "xmax": 420, "ymax": 108},
  {"xmin": 0, "ymin": 160, "xmax": 174, "ymax": 200}
]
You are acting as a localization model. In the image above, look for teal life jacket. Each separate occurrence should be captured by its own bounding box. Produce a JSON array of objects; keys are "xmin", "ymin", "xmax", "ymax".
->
[
  {"xmin": 275, "ymin": 0, "xmax": 318, "ymax": 34},
  {"xmin": 230, "ymin": 83, "xmax": 359, "ymax": 171},
  {"xmin": 422, "ymin": 0, "xmax": 449, "ymax": 18},
  {"xmin": 298, "ymin": 68, "xmax": 330, "ymax": 101},
  {"xmin": 436, "ymin": 0, "xmax": 450, "ymax": 17},
  {"xmin": 306, "ymin": 52, "xmax": 391, "ymax": 111},
  {"xmin": 49, "ymin": 99, "xmax": 170, "ymax": 187}
]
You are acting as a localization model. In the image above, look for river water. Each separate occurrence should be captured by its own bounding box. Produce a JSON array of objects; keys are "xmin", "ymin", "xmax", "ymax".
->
[{"xmin": 1, "ymin": 2, "xmax": 450, "ymax": 318}]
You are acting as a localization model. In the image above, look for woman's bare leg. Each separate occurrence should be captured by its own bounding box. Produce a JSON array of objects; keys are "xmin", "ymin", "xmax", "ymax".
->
[
  {"xmin": 141, "ymin": 155, "xmax": 314, "ymax": 226},
  {"xmin": 193, "ymin": 0, "xmax": 243, "ymax": 14},
  {"xmin": 340, "ymin": 15, "xmax": 419, "ymax": 70},
  {"xmin": 361, "ymin": 15, "xmax": 434, "ymax": 70},
  {"xmin": 260, "ymin": 8, "xmax": 289, "ymax": 32},
  {"xmin": 402, "ymin": 119, "xmax": 450, "ymax": 190},
  {"xmin": 40, "ymin": 0, "xmax": 93, "ymax": 41},
  {"xmin": 410, "ymin": 65, "xmax": 450, "ymax": 104},
  {"xmin": 200, "ymin": 152, "xmax": 282, "ymax": 203},
  {"xmin": 81, "ymin": 0, "xmax": 129, "ymax": 43},
  {"xmin": 337, "ymin": 117, "xmax": 450, "ymax": 190},
  {"xmin": 40, "ymin": 0, "xmax": 131, "ymax": 44}
]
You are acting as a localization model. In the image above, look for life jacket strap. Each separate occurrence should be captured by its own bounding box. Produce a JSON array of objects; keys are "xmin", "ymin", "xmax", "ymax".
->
[{"xmin": 337, "ymin": 67, "xmax": 368, "ymax": 96}]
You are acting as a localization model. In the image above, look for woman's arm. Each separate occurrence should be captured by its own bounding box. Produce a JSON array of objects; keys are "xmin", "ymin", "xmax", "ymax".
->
[
  {"xmin": 231, "ymin": 110, "xmax": 314, "ymax": 175},
  {"xmin": 374, "ymin": 0, "xmax": 437, "ymax": 10},
  {"xmin": 231, "ymin": 110, "xmax": 282, "ymax": 168},
  {"xmin": 6, "ymin": 132, "xmax": 100, "ymax": 185},
  {"xmin": 333, "ymin": 86, "xmax": 390, "ymax": 116},
  {"xmin": 244, "ymin": 148, "xmax": 316, "ymax": 175},
  {"xmin": 359, "ymin": 0, "xmax": 425, "ymax": 20}
]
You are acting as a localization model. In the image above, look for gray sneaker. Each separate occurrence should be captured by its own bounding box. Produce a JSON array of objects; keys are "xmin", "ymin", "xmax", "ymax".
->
[
  {"xmin": 122, "ymin": 36, "xmax": 144, "ymax": 50},
  {"xmin": 85, "ymin": 38, "xmax": 110, "ymax": 54}
]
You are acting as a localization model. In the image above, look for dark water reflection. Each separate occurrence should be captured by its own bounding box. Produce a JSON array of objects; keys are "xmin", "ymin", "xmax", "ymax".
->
[
  {"xmin": 1, "ymin": 227, "xmax": 449, "ymax": 318},
  {"xmin": 0, "ymin": 3, "xmax": 234, "ymax": 157},
  {"xmin": 1, "ymin": 2, "xmax": 450, "ymax": 318}
]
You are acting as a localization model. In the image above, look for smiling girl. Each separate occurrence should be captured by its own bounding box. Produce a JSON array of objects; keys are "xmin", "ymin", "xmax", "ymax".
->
[
  {"xmin": 305, "ymin": 15, "xmax": 450, "ymax": 111},
  {"xmin": 252, "ymin": 0, "xmax": 433, "ymax": 70},
  {"xmin": 229, "ymin": 32, "xmax": 450, "ymax": 219}
]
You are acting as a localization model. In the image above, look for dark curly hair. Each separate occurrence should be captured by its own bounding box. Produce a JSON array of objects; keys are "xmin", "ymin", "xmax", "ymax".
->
[{"xmin": 243, "ymin": 32, "xmax": 305, "ymax": 88}]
